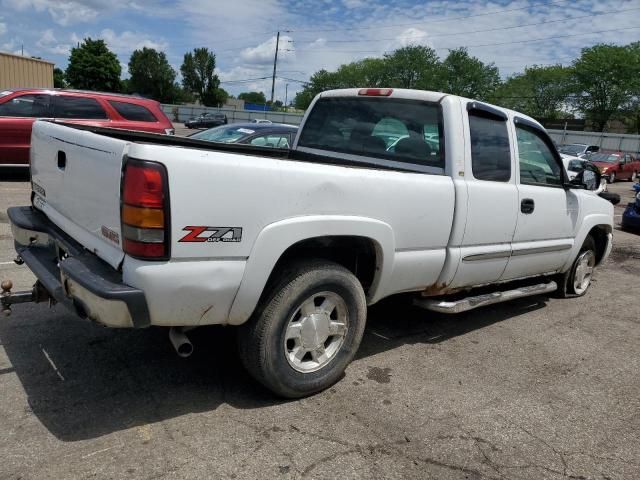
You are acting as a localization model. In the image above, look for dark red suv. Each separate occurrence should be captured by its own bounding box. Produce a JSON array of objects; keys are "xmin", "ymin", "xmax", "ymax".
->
[{"xmin": 0, "ymin": 89, "xmax": 175, "ymax": 166}]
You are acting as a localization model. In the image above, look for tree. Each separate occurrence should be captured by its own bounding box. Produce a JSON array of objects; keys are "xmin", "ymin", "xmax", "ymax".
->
[
  {"xmin": 383, "ymin": 46, "xmax": 440, "ymax": 89},
  {"xmin": 53, "ymin": 67, "xmax": 66, "ymax": 88},
  {"xmin": 570, "ymin": 43, "xmax": 640, "ymax": 131},
  {"xmin": 439, "ymin": 48, "xmax": 500, "ymax": 100},
  {"xmin": 65, "ymin": 38, "xmax": 121, "ymax": 92},
  {"xmin": 180, "ymin": 48, "xmax": 225, "ymax": 106},
  {"xmin": 128, "ymin": 47, "xmax": 177, "ymax": 103},
  {"xmin": 492, "ymin": 65, "xmax": 573, "ymax": 120},
  {"xmin": 238, "ymin": 91, "xmax": 267, "ymax": 104}
]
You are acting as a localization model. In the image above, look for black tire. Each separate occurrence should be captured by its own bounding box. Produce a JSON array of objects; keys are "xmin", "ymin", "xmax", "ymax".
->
[
  {"xmin": 608, "ymin": 171, "xmax": 616, "ymax": 184},
  {"xmin": 555, "ymin": 236, "xmax": 596, "ymax": 298},
  {"xmin": 237, "ymin": 260, "xmax": 367, "ymax": 398}
]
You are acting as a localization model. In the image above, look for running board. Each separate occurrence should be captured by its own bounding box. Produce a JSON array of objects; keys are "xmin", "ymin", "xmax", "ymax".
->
[{"xmin": 414, "ymin": 281, "xmax": 557, "ymax": 314}]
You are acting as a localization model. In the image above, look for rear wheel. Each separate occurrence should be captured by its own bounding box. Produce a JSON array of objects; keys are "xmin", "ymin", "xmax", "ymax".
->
[
  {"xmin": 238, "ymin": 260, "xmax": 367, "ymax": 398},
  {"xmin": 631, "ymin": 171, "xmax": 638, "ymax": 182},
  {"xmin": 555, "ymin": 236, "xmax": 596, "ymax": 298}
]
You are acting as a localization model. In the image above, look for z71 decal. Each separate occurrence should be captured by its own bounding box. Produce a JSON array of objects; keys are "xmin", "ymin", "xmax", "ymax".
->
[{"xmin": 179, "ymin": 226, "xmax": 243, "ymax": 243}]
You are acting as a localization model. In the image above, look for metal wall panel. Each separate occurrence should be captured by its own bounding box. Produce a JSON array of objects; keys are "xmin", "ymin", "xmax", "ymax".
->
[{"xmin": 0, "ymin": 52, "xmax": 54, "ymax": 89}]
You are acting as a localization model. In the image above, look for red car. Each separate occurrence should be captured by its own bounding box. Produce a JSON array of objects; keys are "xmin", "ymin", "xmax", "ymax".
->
[
  {"xmin": 587, "ymin": 151, "xmax": 640, "ymax": 183},
  {"xmin": 0, "ymin": 88, "xmax": 174, "ymax": 166}
]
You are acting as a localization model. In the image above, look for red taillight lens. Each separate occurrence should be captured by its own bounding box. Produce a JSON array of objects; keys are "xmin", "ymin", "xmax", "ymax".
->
[
  {"xmin": 121, "ymin": 159, "xmax": 169, "ymax": 260},
  {"xmin": 358, "ymin": 88, "xmax": 393, "ymax": 96},
  {"xmin": 123, "ymin": 163, "xmax": 164, "ymax": 208}
]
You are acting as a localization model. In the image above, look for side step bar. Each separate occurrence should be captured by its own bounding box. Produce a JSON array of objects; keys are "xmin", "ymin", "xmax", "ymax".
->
[{"xmin": 414, "ymin": 281, "xmax": 557, "ymax": 314}]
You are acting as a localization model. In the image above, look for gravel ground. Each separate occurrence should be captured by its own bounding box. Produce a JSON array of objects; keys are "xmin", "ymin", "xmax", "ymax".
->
[{"xmin": 0, "ymin": 173, "xmax": 638, "ymax": 480}]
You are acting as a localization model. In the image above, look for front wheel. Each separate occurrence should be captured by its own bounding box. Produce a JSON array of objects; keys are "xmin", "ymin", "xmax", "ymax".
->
[
  {"xmin": 608, "ymin": 171, "xmax": 616, "ymax": 184},
  {"xmin": 555, "ymin": 236, "xmax": 596, "ymax": 298},
  {"xmin": 238, "ymin": 261, "xmax": 367, "ymax": 398}
]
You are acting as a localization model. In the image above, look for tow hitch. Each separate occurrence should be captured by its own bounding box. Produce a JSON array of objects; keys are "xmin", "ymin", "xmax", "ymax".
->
[{"xmin": 1, "ymin": 279, "xmax": 52, "ymax": 316}]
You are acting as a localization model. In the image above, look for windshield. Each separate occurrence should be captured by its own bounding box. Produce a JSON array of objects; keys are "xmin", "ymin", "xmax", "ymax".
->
[
  {"xmin": 190, "ymin": 125, "xmax": 254, "ymax": 143},
  {"xmin": 558, "ymin": 144, "xmax": 585, "ymax": 155},
  {"xmin": 587, "ymin": 153, "xmax": 620, "ymax": 163},
  {"xmin": 567, "ymin": 160, "xmax": 585, "ymax": 171}
]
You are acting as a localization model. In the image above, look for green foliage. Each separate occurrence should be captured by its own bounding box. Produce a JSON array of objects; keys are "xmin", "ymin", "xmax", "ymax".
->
[
  {"xmin": 569, "ymin": 43, "xmax": 640, "ymax": 131},
  {"xmin": 128, "ymin": 47, "xmax": 177, "ymax": 103},
  {"xmin": 53, "ymin": 67, "xmax": 66, "ymax": 88},
  {"xmin": 238, "ymin": 91, "xmax": 267, "ymax": 104},
  {"xmin": 492, "ymin": 65, "xmax": 573, "ymax": 120},
  {"xmin": 180, "ymin": 48, "xmax": 225, "ymax": 107},
  {"xmin": 384, "ymin": 46, "xmax": 440, "ymax": 89},
  {"xmin": 439, "ymin": 48, "xmax": 500, "ymax": 100},
  {"xmin": 65, "ymin": 38, "xmax": 121, "ymax": 92}
]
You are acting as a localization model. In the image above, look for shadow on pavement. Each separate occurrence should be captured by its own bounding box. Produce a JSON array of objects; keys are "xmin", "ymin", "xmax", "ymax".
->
[{"xmin": 0, "ymin": 294, "xmax": 548, "ymax": 442}]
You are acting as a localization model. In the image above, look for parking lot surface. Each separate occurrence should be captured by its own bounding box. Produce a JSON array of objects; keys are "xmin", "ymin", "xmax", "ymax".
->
[{"xmin": 0, "ymin": 175, "xmax": 638, "ymax": 479}]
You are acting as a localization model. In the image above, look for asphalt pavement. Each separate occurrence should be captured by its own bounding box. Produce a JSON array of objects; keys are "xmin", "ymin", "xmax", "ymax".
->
[{"xmin": 0, "ymin": 173, "xmax": 639, "ymax": 479}]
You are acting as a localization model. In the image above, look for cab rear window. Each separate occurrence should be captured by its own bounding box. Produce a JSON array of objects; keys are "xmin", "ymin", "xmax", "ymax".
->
[
  {"xmin": 297, "ymin": 97, "xmax": 444, "ymax": 171},
  {"xmin": 109, "ymin": 101, "xmax": 157, "ymax": 122}
]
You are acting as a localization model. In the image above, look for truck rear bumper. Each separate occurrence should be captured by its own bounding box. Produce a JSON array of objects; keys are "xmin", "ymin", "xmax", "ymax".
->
[{"xmin": 8, "ymin": 206, "xmax": 150, "ymax": 328}]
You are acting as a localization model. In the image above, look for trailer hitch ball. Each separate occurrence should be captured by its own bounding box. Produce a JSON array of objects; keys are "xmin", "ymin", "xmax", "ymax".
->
[{"xmin": 1, "ymin": 280, "xmax": 13, "ymax": 316}]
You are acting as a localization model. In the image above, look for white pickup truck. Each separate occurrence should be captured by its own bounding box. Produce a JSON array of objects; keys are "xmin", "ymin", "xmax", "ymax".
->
[{"xmin": 3, "ymin": 88, "xmax": 613, "ymax": 397}]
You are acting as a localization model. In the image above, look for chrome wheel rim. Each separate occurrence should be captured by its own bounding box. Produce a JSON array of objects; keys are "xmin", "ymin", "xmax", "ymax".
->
[
  {"xmin": 609, "ymin": 172, "xmax": 615, "ymax": 183},
  {"xmin": 284, "ymin": 291, "xmax": 348, "ymax": 373},
  {"xmin": 573, "ymin": 250, "xmax": 595, "ymax": 295}
]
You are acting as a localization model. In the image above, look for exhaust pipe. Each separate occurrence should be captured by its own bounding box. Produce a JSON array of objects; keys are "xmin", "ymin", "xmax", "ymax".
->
[{"xmin": 169, "ymin": 327, "xmax": 193, "ymax": 358}]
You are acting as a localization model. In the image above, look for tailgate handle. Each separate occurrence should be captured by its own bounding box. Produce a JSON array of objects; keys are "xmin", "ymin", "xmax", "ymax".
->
[{"xmin": 57, "ymin": 151, "xmax": 66, "ymax": 170}]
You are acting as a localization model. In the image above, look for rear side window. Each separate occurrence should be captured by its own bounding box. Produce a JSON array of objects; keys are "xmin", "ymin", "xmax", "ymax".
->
[
  {"xmin": 0, "ymin": 94, "xmax": 50, "ymax": 117},
  {"xmin": 297, "ymin": 97, "xmax": 444, "ymax": 171},
  {"xmin": 53, "ymin": 96, "xmax": 107, "ymax": 119},
  {"xmin": 469, "ymin": 110, "xmax": 511, "ymax": 182},
  {"xmin": 109, "ymin": 101, "xmax": 157, "ymax": 122}
]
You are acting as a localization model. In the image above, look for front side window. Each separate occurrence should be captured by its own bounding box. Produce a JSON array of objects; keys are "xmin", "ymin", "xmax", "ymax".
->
[
  {"xmin": 516, "ymin": 125, "xmax": 563, "ymax": 187},
  {"xmin": 469, "ymin": 110, "xmax": 511, "ymax": 182},
  {"xmin": 297, "ymin": 97, "xmax": 444, "ymax": 170},
  {"xmin": 0, "ymin": 94, "xmax": 50, "ymax": 117},
  {"xmin": 53, "ymin": 96, "xmax": 107, "ymax": 119}
]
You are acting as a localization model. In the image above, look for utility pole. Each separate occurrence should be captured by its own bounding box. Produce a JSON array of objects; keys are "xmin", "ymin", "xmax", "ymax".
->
[
  {"xmin": 285, "ymin": 83, "xmax": 289, "ymax": 111},
  {"xmin": 270, "ymin": 31, "xmax": 280, "ymax": 106}
]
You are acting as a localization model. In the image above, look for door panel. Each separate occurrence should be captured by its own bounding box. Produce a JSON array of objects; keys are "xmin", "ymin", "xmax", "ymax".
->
[
  {"xmin": 502, "ymin": 120, "xmax": 578, "ymax": 281},
  {"xmin": 449, "ymin": 104, "xmax": 518, "ymax": 288},
  {"xmin": 0, "ymin": 93, "xmax": 51, "ymax": 165}
]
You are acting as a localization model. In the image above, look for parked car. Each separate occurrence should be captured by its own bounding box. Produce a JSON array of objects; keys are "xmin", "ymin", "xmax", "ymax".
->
[
  {"xmin": 189, "ymin": 122, "xmax": 298, "ymax": 148},
  {"xmin": 184, "ymin": 112, "xmax": 227, "ymax": 129},
  {"xmin": 4, "ymin": 88, "xmax": 613, "ymax": 398},
  {"xmin": 250, "ymin": 119, "xmax": 272, "ymax": 124},
  {"xmin": 0, "ymin": 88, "xmax": 174, "ymax": 166},
  {"xmin": 621, "ymin": 192, "xmax": 640, "ymax": 230},
  {"xmin": 561, "ymin": 155, "xmax": 586, "ymax": 180},
  {"xmin": 558, "ymin": 143, "xmax": 599, "ymax": 158},
  {"xmin": 585, "ymin": 152, "xmax": 640, "ymax": 183}
]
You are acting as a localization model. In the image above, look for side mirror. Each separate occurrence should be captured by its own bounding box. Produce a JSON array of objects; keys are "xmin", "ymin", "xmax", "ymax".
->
[{"xmin": 570, "ymin": 162, "xmax": 602, "ymax": 192}]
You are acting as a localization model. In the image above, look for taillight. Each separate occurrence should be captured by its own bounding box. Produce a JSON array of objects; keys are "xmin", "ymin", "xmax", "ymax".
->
[
  {"xmin": 358, "ymin": 88, "xmax": 393, "ymax": 96},
  {"xmin": 121, "ymin": 159, "xmax": 170, "ymax": 260}
]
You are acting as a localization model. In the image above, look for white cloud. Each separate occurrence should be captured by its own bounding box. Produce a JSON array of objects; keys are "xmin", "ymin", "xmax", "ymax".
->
[
  {"xmin": 240, "ymin": 35, "xmax": 295, "ymax": 65},
  {"xmin": 99, "ymin": 28, "xmax": 168, "ymax": 56},
  {"xmin": 36, "ymin": 29, "xmax": 71, "ymax": 55},
  {"xmin": 396, "ymin": 28, "xmax": 429, "ymax": 48},
  {"xmin": 0, "ymin": 21, "xmax": 6, "ymax": 37},
  {"xmin": 343, "ymin": 0, "xmax": 366, "ymax": 8}
]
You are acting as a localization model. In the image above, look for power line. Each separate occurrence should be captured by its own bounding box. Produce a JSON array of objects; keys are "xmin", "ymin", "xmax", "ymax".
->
[
  {"xmin": 288, "ymin": 0, "xmax": 572, "ymax": 34},
  {"xmin": 294, "ymin": 26, "xmax": 640, "ymax": 54},
  {"xmin": 292, "ymin": 7, "xmax": 640, "ymax": 45}
]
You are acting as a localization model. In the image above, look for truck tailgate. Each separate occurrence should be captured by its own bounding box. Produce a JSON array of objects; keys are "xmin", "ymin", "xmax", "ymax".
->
[{"xmin": 30, "ymin": 121, "xmax": 129, "ymax": 269}]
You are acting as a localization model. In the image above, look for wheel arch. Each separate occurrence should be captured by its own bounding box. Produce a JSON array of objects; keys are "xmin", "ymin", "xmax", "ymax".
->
[{"xmin": 227, "ymin": 216, "xmax": 395, "ymax": 325}]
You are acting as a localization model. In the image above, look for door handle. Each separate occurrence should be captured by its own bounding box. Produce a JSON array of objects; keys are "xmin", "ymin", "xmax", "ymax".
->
[
  {"xmin": 521, "ymin": 198, "xmax": 535, "ymax": 214},
  {"xmin": 57, "ymin": 151, "xmax": 66, "ymax": 170}
]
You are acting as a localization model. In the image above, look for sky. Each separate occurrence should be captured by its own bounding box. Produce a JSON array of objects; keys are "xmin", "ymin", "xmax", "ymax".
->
[{"xmin": 1, "ymin": 0, "xmax": 639, "ymax": 102}]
